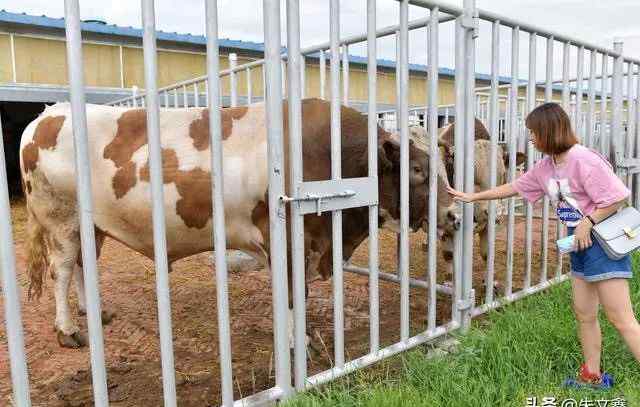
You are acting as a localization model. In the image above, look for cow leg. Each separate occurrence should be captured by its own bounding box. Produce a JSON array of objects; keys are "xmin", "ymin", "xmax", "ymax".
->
[
  {"xmin": 73, "ymin": 231, "xmax": 114, "ymax": 325},
  {"xmin": 479, "ymin": 228, "xmax": 501, "ymax": 297},
  {"xmin": 73, "ymin": 266, "xmax": 115, "ymax": 325},
  {"xmin": 50, "ymin": 233, "xmax": 87, "ymax": 348}
]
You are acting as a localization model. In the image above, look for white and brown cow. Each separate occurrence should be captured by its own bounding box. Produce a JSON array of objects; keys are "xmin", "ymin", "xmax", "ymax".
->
[{"xmin": 21, "ymin": 98, "xmax": 461, "ymax": 348}]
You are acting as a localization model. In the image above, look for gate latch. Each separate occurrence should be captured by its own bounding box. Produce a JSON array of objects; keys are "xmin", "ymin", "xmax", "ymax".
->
[{"xmin": 281, "ymin": 190, "xmax": 356, "ymax": 216}]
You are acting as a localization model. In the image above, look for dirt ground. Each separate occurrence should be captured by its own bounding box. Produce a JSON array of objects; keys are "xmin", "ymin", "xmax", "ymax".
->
[{"xmin": 0, "ymin": 199, "xmax": 569, "ymax": 406}]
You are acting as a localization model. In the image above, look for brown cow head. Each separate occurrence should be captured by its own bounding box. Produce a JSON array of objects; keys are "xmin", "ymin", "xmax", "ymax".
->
[{"xmin": 379, "ymin": 129, "xmax": 461, "ymax": 237}]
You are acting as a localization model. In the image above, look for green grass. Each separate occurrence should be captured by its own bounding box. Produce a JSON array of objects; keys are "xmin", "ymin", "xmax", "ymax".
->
[{"xmin": 286, "ymin": 255, "xmax": 640, "ymax": 407}]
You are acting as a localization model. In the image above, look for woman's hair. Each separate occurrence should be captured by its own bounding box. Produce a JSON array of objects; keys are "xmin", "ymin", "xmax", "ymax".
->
[{"xmin": 525, "ymin": 102, "xmax": 578, "ymax": 155}]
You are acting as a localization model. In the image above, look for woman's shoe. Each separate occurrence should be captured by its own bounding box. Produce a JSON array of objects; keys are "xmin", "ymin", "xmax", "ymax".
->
[{"xmin": 563, "ymin": 363, "xmax": 614, "ymax": 390}]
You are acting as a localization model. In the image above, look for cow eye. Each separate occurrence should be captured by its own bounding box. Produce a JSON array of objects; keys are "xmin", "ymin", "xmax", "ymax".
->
[{"xmin": 412, "ymin": 166, "xmax": 422, "ymax": 173}]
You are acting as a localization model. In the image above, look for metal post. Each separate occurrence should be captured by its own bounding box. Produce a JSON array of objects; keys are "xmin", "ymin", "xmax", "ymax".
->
[
  {"xmin": 461, "ymin": 0, "xmax": 477, "ymax": 330},
  {"xmin": 366, "ymin": 0, "xmax": 380, "ymax": 354},
  {"xmin": 586, "ymin": 50, "xmax": 597, "ymax": 148},
  {"xmin": 63, "ymin": 1, "xmax": 109, "ymax": 405},
  {"xmin": 229, "ymin": 53, "xmax": 238, "ymax": 107},
  {"xmin": 505, "ymin": 25, "xmax": 519, "ymax": 297},
  {"xmin": 452, "ymin": 13, "xmax": 465, "ymax": 323},
  {"xmin": 183, "ymin": 85, "xmax": 188, "ymax": 109},
  {"xmin": 398, "ymin": 0, "xmax": 410, "ymax": 342},
  {"xmin": 319, "ymin": 50, "xmax": 326, "ymax": 100},
  {"xmin": 342, "ymin": 45, "xmax": 349, "ymax": 106},
  {"xmin": 263, "ymin": 0, "xmax": 293, "ymax": 396},
  {"xmin": 286, "ymin": 0, "xmax": 307, "ymax": 390},
  {"xmin": 557, "ymin": 40, "xmax": 571, "ymax": 278},
  {"xmin": 523, "ymin": 32, "xmax": 536, "ymax": 290},
  {"xmin": 575, "ymin": 46, "xmax": 584, "ymax": 137},
  {"xmin": 10, "ymin": 34, "xmax": 17, "ymax": 82},
  {"xmin": 600, "ymin": 54, "xmax": 609, "ymax": 155},
  {"xmin": 141, "ymin": 1, "xmax": 177, "ymax": 405},
  {"xmin": 626, "ymin": 62, "xmax": 636, "ymax": 189},
  {"xmin": 119, "ymin": 45, "xmax": 125, "ymax": 88},
  {"xmin": 541, "ymin": 36, "xmax": 553, "ymax": 283},
  {"xmin": 300, "ymin": 55, "xmax": 306, "ymax": 99},
  {"xmin": 174, "ymin": 88, "xmax": 179, "ymax": 108},
  {"xmin": 246, "ymin": 67, "xmax": 253, "ymax": 104},
  {"xmin": 426, "ymin": 6, "xmax": 439, "ymax": 331},
  {"xmin": 485, "ymin": 19, "xmax": 499, "ymax": 305},
  {"xmin": 329, "ymin": 0, "xmax": 345, "ymax": 368},
  {"xmin": 205, "ymin": 1, "xmax": 234, "ymax": 405},
  {"xmin": 193, "ymin": 83, "xmax": 199, "ymax": 108},
  {"xmin": 132, "ymin": 85, "xmax": 139, "ymax": 107},
  {"xmin": 635, "ymin": 65, "xmax": 640, "ymax": 207},
  {"xmin": 164, "ymin": 90, "xmax": 169, "ymax": 108},
  {"xmin": 612, "ymin": 39, "xmax": 624, "ymax": 173},
  {"xmin": 0, "ymin": 105, "xmax": 31, "ymax": 407}
]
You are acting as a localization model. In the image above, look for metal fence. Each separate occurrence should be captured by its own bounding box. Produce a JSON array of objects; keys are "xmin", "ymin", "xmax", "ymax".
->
[{"xmin": 2, "ymin": 0, "xmax": 640, "ymax": 406}]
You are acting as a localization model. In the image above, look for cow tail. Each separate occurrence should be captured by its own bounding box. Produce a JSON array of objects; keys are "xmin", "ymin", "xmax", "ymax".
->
[{"xmin": 25, "ymin": 204, "xmax": 48, "ymax": 300}]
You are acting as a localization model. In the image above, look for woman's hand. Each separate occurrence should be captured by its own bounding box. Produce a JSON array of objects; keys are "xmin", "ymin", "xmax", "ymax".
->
[
  {"xmin": 574, "ymin": 218, "xmax": 593, "ymax": 251},
  {"xmin": 447, "ymin": 186, "xmax": 477, "ymax": 203}
]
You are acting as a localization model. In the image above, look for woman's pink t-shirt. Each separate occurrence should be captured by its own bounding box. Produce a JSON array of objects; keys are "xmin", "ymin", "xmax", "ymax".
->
[{"xmin": 512, "ymin": 144, "xmax": 630, "ymax": 227}]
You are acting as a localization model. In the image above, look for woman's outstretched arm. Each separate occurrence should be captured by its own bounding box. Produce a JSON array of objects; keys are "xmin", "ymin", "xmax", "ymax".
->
[{"xmin": 447, "ymin": 183, "xmax": 518, "ymax": 203}]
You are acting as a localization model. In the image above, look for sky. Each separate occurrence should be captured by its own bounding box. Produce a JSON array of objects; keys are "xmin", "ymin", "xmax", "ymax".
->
[{"xmin": 2, "ymin": 0, "xmax": 640, "ymax": 85}]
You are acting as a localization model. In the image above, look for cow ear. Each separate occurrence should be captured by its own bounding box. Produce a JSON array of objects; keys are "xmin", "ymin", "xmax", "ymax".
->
[
  {"xmin": 516, "ymin": 152, "xmax": 526, "ymax": 166},
  {"xmin": 379, "ymin": 138, "xmax": 400, "ymax": 171}
]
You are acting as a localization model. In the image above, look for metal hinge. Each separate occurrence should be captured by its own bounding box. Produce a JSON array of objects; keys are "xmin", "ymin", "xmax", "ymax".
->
[{"xmin": 281, "ymin": 190, "xmax": 356, "ymax": 216}]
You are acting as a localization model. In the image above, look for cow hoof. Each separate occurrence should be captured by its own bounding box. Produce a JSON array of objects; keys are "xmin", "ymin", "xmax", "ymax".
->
[
  {"xmin": 78, "ymin": 309, "xmax": 116, "ymax": 325},
  {"xmin": 57, "ymin": 331, "xmax": 88, "ymax": 348}
]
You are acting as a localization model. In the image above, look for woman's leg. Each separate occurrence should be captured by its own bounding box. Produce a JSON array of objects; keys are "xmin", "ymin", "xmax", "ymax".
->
[
  {"xmin": 572, "ymin": 277, "xmax": 602, "ymax": 374},
  {"xmin": 596, "ymin": 278, "xmax": 640, "ymax": 363}
]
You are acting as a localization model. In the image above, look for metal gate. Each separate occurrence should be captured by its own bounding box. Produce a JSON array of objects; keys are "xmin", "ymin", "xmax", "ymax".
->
[{"xmin": 2, "ymin": 0, "xmax": 640, "ymax": 406}]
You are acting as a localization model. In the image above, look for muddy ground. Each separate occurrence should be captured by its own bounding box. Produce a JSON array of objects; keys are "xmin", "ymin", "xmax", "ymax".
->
[{"xmin": 0, "ymin": 199, "xmax": 568, "ymax": 406}]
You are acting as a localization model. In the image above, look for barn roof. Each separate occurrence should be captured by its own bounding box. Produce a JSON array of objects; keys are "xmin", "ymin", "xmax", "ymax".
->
[{"xmin": 0, "ymin": 9, "xmax": 522, "ymax": 84}]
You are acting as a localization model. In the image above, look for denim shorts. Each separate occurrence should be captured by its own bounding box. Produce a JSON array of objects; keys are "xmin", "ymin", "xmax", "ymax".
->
[{"xmin": 567, "ymin": 227, "xmax": 633, "ymax": 282}]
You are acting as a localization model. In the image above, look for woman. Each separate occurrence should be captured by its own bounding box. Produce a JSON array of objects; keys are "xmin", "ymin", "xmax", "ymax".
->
[{"xmin": 448, "ymin": 102, "xmax": 640, "ymax": 389}]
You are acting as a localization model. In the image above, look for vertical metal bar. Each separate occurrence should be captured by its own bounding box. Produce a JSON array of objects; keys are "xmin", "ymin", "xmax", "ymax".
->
[
  {"xmin": 444, "ymin": 107, "xmax": 449, "ymax": 124},
  {"xmin": 300, "ymin": 55, "xmax": 306, "ymax": 99},
  {"xmin": 229, "ymin": 53, "xmax": 238, "ymax": 107},
  {"xmin": 174, "ymin": 88, "xmax": 179, "ymax": 108},
  {"xmin": 586, "ymin": 50, "xmax": 597, "ymax": 148},
  {"xmin": 485, "ymin": 19, "xmax": 499, "ymax": 305},
  {"xmin": 141, "ymin": 1, "xmax": 177, "ymax": 405},
  {"xmin": 505, "ymin": 25, "xmax": 519, "ymax": 297},
  {"xmin": 541, "ymin": 36, "xmax": 553, "ymax": 283},
  {"xmin": 342, "ymin": 45, "xmax": 350, "ymax": 106},
  {"xmin": 461, "ymin": 0, "xmax": 476, "ymax": 331},
  {"xmin": 205, "ymin": 2, "xmax": 234, "ymax": 404},
  {"xmin": 398, "ymin": 0, "xmax": 410, "ymax": 342},
  {"xmin": 205, "ymin": 79, "xmax": 210, "ymax": 107},
  {"xmin": 163, "ymin": 90, "xmax": 169, "ymax": 108},
  {"xmin": 524, "ymin": 32, "xmax": 536, "ymax": 290},
  {"xmin": 600, "ymin": 54, "xmax": 609, "ymax": 155},
  {"xmin": 246, "ymin": 67, "xmax": 253, "ymax": 104},
  {"xmin": 611, "ymin": 39, "xmax": 624, "ymax": 174},
  {"xmin": 626, "ymin": 62, "xmax": 636, "ymax": 183},
  {"xmin": 263, "ymin": 0, "xmax": 293, "ymax": 396},
  {"xmin": 10, "ymin": 34, "xmax": 17, "ymax": 82},
  {"xmin": 282, "ymin": 60, "xmax": 287, "ymax": 97},
  {"xmin": 319, "ymin": 49, "xmax": 326, "ymax": 100},
  {"xmin": 133, "ymin": 86, "xmax": 139, "ymax": 107},
  {"xmin": 366, "ymin": 0, "xmax": 380, "ymax": 354},
  {"xmin": 558, "ymin": 40, "xmax": 571, "ymax": 278},
  {"xmin": 452, "ymin": 15, "xmax": 465, "ymax": 323},
  {"xmin": 575, "ymin": 45, "xmax": 584, "ymax": 137},
  {"xmin": 426, "ymin": 6, "xmax": 439, "ymax": 331},
  {"xmin": 119, "ymin": 45, "xmax": 125, "ymax": 88},
  {"xmin": 329, "ymin": 0, "xmax": 345, "ymax": 368},
  {"xmin": 183, "ymin": 85, "xmax": 188, "ymax": 109},
  {"xmin": 0, "ymin": 108, "xmax": 31, "ymax": 407},
  {"xmin": 286, "ymin": 0, "xmax": 307, "ymax": 390},
  {"xmin": 63, "ymin": 1, "xmax": 109, "ymax": 405},
  {"xmin": 193, "ymin": 83, "xmax": 199, "ymax": 108},
  {"xmin": 635, "ymin": 65, "xmax": 640, "ymax": 207}
]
